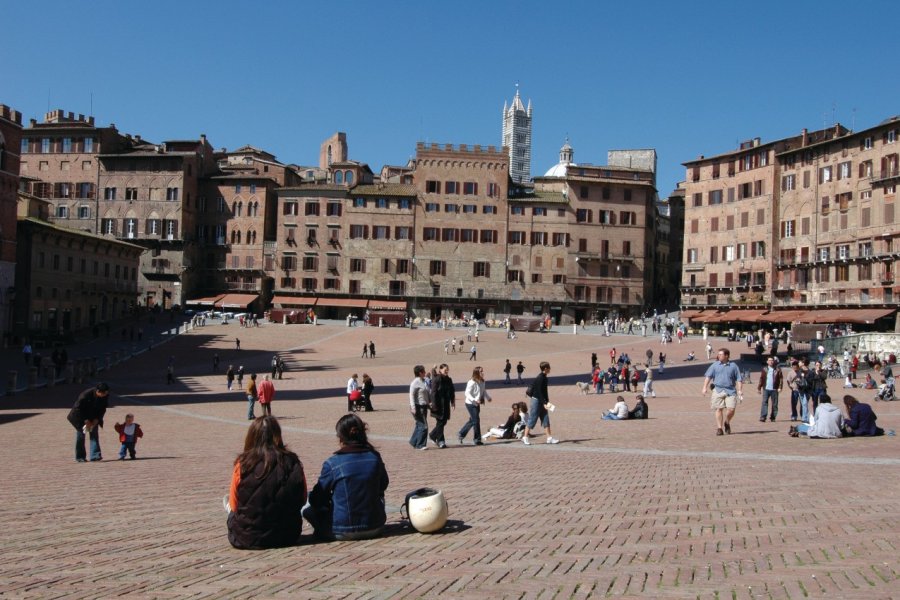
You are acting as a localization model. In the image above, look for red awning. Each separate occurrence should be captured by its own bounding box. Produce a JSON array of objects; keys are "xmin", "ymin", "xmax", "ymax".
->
[
  {"xmin": 704, "ymin": 309, "xmax": 768, "ymax": 323},
  {"xmin": 271, "ymin": 295, "xmax": 317, "ymax": 307},
  {"xmin": 215, "ymin": 294, "xmax": 259, "ymax": 309},
  {"xmin": 315, "ymin": 297, "xmax": 369, "ymax": 308},
  {"xmin": 679, "ymin": 309, "xmax": 701, "ymax": 319},
  {"xmin": 808, "ymin": 308, "xmax": 896, "ymax": 324},
  {"xmin": 186, "ymin": 294, "xmax": 225, "ymax": 306},
  {"xmin": 758, "ymin": 310, "xmax": 812, "ymax": 323},
  {"xmin": 691, "ymin": 310, "xmax": 723, "ymax": 323},
  {"xmin": 368, "ymin": 300, "xmax": 407, "ymax": 310}
]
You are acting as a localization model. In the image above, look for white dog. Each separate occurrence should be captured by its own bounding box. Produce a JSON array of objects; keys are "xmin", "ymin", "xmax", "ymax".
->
[{"xmin": 575, "ymin": 381, "xmax": 592, "ymax": 395}]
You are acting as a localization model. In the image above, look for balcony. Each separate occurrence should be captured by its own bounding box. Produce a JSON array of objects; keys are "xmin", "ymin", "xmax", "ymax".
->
[
  {"xmin": 882, "ymin": 271, "xmax": 895, "ymax": 284},
  {"xmin": 870, "ymin": 168, "xmax": 900, "ymax": 186}
]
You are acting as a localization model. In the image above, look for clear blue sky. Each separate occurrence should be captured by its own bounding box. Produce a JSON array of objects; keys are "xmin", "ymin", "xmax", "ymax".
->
[{"xmin": 5, "ymin": 0, "xmax": 899, "ymax": 197}]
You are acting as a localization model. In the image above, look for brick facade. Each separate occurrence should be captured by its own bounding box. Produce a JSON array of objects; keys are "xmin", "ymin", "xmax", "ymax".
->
[{"xmin": 681, "ymin": 116, "xmax": 900, "ymax": 315}]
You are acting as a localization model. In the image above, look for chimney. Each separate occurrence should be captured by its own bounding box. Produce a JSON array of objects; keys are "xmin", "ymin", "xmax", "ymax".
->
[
  {"xmin": 801, "ymin": 128, "xmax": 809, "ymax": 147},
  {"xmin": 753, "ymin": 137, "xmax": 761, "ymax": 147},
  {"xmin": 88, "ymin": 117, "xmax": 94, "ymax": 125},
  {"xmin": 78, "ymin": 114, "xmax": 84, "ymax": 121},
  {"xmin": 135, "ymin": 135, "xmax": 141, "ymax": 142},
  {"xmin": 834, "ymin": 123, "xmax": 842, "ymax": 137},
  {"xmin": 200, "ymin": 134, "xmax": 207, "ymax": 144}
]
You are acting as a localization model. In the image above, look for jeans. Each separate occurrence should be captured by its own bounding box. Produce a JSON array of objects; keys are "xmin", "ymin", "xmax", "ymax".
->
[
  {"xmin": 790, "ymin": 390, "xmax": 800, "ymax": 419},
  {"xmin": 119, "ymin": 441, "xmax": 136, "ymax": 459},
  {"xmin": 75, "ymin": 427, "xmax": 101, "ymax": 461},
  {"xmin": 409, "ymin": 406, "xmax": 428, "ymax": 449},
  {"xmin": 247, "ymin": 395, "xmax": 257, "ymax": 420},
  {"xmin": 458, "ymin": 403, "xmax": 481, "ymax": 442},
  {"xmin": 760, "ymin": 389, "xmax": 779, "ymax": 420},
  {"xmin": 799, "ymin": 392, "xmax": 810, "ymax": 422}
]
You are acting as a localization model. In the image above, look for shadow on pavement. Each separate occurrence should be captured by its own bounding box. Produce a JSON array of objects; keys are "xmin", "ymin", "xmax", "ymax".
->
[{"xmin": 0, "ymin": 412, "xmax": 41, "ymax": 425}]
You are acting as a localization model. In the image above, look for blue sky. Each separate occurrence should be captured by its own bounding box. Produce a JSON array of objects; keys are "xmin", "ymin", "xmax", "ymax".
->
[{"xmin": 5, "ymin": 0, "xmax": 899, "ymax": 197}]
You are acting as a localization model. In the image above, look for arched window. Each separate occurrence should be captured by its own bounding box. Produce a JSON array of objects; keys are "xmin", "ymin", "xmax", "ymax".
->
[
  {"xmin": 345, "ymin": 170, "xmax": 353, "ymax": 185},
  {"xmin": 236, "ymin": 230, "xmax": 241, "ymax": 244},
  {"xmin": 252, "ymin": 202, "xmax": 259, "ymax": 216},
  {"xmin": 231, "ymin": 229, "xmax": 237, "ymax": 244},
  {"xmin": 232, "ymin": 201, "xmax": 237, "ymax": 214},
  {"xmin": 237, "ymin": 201, "xmax": 243, "ymax": 217},
  {"xmin": 334, "ymin": 170, "xmax": 343, "ymax": 184}
]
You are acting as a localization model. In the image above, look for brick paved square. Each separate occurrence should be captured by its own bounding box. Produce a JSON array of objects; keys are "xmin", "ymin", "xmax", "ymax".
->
[{"xmin": 1, "ymin": 321, "xmax": 897, "ymax": 598}]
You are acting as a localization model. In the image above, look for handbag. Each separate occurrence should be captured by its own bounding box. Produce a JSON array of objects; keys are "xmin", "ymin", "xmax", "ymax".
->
[{"xmin": 524, "ymin": 381, "xmax": 534, "ymax": 398}]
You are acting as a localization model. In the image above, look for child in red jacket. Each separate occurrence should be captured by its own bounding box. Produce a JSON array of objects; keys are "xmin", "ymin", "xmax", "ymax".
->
[{"xmin": 114, "ymin": 414, "xmax": 144, "ymax": 460}]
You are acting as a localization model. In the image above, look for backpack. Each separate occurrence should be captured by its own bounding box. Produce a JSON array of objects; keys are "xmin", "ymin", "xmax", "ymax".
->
[{"xmin": 524, "ymin": 380, "xmax": 535, "ymax": 398}]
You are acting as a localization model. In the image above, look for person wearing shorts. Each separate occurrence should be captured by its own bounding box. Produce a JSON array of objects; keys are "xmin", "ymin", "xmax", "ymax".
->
[{"xmin": 701, "ymin": 348, "xmax": 743, "ymax": 436}]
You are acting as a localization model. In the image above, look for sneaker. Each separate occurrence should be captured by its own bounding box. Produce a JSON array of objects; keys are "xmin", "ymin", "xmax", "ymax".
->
[
  {"xmin": 474, "ymin": 441, "xmax": 484, "ymax": 446},
  {"xmin": 458, "ymin": 436, "xmax": 464, "ymax": 445},
  {"xmin": 522, "ymin": 436, "xmax": 531, "ymax": 445},
  {"xmin": 716, "ymin": 428, "xmax": 724, "ymax": 436},
  {"xmin": 438, "ymin": 442, "xmax": 446, "ymax": 449},
  {"xmin": 118, "ymin": 457, "xmax": 125, "ymax": 461},
  {"xmin": 724, "ymin": 422, "xmax": 731, "ymax": 434},
  {"xmin": 546, "ymin": 437, "xmax": 559, "ymax": 444},
  {"xmin": 418, "ymin": 446, "xmax": 428, "ymax": 451}
]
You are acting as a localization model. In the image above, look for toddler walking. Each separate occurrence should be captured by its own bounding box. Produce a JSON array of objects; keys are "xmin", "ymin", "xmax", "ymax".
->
[{"xmin": 114, "ymin": 414, "xmax": 144, "ymax": 460}]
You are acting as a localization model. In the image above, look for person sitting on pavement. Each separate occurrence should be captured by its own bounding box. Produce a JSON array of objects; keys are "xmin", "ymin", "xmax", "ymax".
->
[
  {"xmin": 602, "ymin": 396, "xmax": 629, "ymax": 420},
  {"xmin": 303, "ymin": 414, "xmax": 389, "ymax": 541},
  {"xmin": 482, "ymin": 402, "xmax": 528, "ymax": 441},
  {"xmin": 842, "ymin": 395, "xmax": 884, "ymax": 436},
  {"xmin": 685, "ymin": 351, "xmax": 696, "ymax": 361},
  {"xmin": 226, "ymin": 416, "xmax": 307, "ymax": 550},
  {"xmin": 789, "ymin": 394, "xmax": 842, "ymax": 438},
  {"xmin": 628, "ymin": 394, "xmax": 649, "ymax": 419}
]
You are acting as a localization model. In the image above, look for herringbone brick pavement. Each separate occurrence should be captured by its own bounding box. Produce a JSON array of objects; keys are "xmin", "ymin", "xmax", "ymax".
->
[{"xmin": 1, "ymin": 322, "xmax": 897, "ymax": 598}]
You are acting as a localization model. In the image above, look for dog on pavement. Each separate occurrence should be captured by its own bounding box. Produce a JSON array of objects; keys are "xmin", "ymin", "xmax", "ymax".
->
[{"xmin": 575, "ymin": 381, "xmax": 592, "ymax": 394}]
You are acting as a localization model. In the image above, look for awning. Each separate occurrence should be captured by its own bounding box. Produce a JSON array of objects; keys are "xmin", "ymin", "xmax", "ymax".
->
[
  {"xmin": 271, "ymin": 295, "xmax": 317, "ymax": 307},
  {"xmin": 679, "ymin": 309, "xmax": 701, "ymax": 319},
  {"xmin": 186, "ymin": 295, "xmax": 226, "ymax": 306},
  {"xmin": 808, "ymin": 308, "xmax": 896, "ymax": 324},
  {"xmin": 143, "ymin": 272, "xmax": 182, "ymax": 282},
  {"xmin": 691, "ymin": 310, "xmax": 723, "ymax": 323},
  {"xmin": 757, "ymin": 310, "xmax": 811, "ymax": 323},
  {"xmin": 215, "ymin": 294, "xmax": 259, "ymax": 309},
  {"xmin": 315, "ymin": 297, "xmax": 369, "ymax": 308},
  {"xmin": 705, "ymin": 309, "xmax": 768, "ymax": 323},
  {"xmin": 368, "ymin": 300, "xmax": 407, "ymax": 310}
]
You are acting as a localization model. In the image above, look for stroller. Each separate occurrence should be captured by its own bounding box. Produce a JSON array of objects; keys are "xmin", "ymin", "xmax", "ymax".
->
[
  {"xmin": 875, "ymin": 381, "xmax": 895, "ymax": 402},
  {"xmin": 349, "ymin": 389, "xmax": 366, "ymax": 411}
]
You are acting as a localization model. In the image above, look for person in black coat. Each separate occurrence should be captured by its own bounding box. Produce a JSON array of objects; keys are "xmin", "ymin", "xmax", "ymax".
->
[
  {"xmin": 67, "ymin": 382, "xmax": 110, "ymax": 462},
  {"xmin": 428, "ymin": 364, "xmax": 456, "ymax": 448},
  {"xmin": 226, "ymin": 416, "xmax": 307, "ymax": 549}
]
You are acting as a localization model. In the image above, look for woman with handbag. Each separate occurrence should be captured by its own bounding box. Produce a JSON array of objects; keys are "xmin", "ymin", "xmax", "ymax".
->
[{"xmin": 458, "ymin": 367, "xmax": 490, "ymax": 445}]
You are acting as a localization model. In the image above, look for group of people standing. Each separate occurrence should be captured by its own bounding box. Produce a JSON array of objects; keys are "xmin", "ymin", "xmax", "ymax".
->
[{"xmin": 408, "ymin": 361, "xmax": 559, "ymax": 449}]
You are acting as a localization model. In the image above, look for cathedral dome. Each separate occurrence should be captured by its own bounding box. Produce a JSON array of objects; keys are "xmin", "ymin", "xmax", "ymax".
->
[{"xmin": 543, "ymin": 138, "xmax": 575, "ymax": 177}]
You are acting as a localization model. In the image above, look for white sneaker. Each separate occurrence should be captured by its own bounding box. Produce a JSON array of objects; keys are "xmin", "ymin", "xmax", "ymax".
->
[
  {"xmin": 546, "ymin": 437, "xmax": 559, "ymax": 444},
  {"xmin": 522, "ymin": 436, "xmax": 531, "ymax": 445}
]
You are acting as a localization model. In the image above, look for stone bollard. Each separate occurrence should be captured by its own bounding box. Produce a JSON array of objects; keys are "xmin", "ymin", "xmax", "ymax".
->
[
  {"xmin": 7, "ymin": 370, "xmax": 17, "ymax": 395},
  {"xmin": 283, "ymin": 315, "xmax": 288, "ymax": 325},
  {"xmin": 379, "ymin": 317, "xmax": 384, "ymax": 328},
  {"xmin": 28, "ymin": 366, "xmax": 39, "ymax": 389},
  {"xmin": 66, "ymin": 361, "xmax": 74, "ymax": 384}
]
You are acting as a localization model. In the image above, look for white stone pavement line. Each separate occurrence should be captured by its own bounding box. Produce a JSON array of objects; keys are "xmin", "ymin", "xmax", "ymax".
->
[{"xmin": 117, "ymin": 393, "xmax": 900, "ymax": 467}]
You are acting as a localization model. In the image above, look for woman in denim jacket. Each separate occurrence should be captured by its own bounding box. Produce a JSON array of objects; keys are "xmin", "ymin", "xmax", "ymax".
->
[{"xmin": 303, "ymin": 414, "xmax": 389, "ymax": 541}]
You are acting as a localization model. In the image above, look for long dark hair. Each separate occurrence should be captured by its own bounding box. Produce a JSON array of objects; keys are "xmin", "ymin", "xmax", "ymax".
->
[
  {"xmin": 235, "ymin": 416, "xmax": 296, "ymax": 479},
  {"xmin": 336, "ymin": 413, "xmax": 375, "ymax": 451}
]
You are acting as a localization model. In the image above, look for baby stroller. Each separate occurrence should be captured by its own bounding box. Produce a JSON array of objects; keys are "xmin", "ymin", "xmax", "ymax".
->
[
  {"xmin": 875, "ymin": 382, "xmax": 895, "ymax": 402},
  {"xmin": 349, "ymin": 389, "xmax": 366, "ymax": 411}
]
